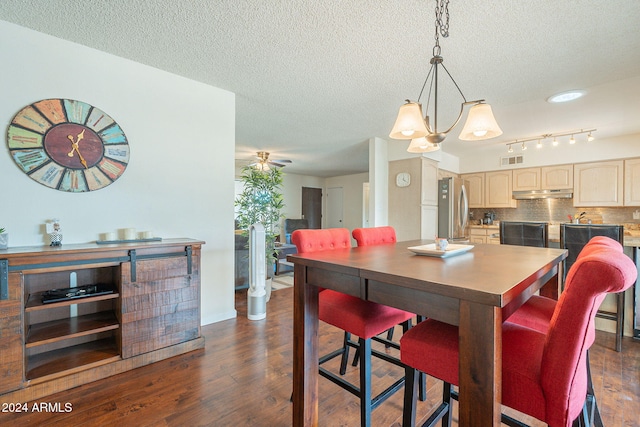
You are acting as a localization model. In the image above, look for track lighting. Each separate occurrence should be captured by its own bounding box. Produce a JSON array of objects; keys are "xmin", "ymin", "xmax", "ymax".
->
[{"xmin": 504, "ymin": 129, "xmax": 596, "ymax": 151}]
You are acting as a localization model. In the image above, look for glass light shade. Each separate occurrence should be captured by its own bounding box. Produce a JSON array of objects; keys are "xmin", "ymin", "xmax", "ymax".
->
[
  {"xmin": 458, "ymin": 103, "xmax": 503, "ymax": 141},
  {"xmin": 407, "ymin": 137, "xmax": 441, "ymax": 153},
  {"xmin": 389, "ymin": 102, "xmax": 428, "ymax": 140}
]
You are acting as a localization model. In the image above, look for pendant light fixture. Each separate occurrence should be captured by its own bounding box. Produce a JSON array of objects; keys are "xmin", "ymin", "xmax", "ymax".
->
[{"xmin": 389, "ymin": 0, "xmax": 502, "ymax": 152}]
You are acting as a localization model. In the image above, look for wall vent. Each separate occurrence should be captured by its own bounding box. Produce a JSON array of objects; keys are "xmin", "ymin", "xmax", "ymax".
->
[{"xmin": 500, "ymin": 155, "xmax": 524, "ymax": 166}]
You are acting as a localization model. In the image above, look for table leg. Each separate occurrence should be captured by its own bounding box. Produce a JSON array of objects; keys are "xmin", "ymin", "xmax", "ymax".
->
[
  {"xmin": 292, "ymin": 264, "xmax": 319, "ymax": 427},
  {"xmin": 458, "ymin": 301, "xmax": 502, "ymax": 427},
  {"xmin": 539, "ymin": 268, "xmax": 559, "ymax": 300}
]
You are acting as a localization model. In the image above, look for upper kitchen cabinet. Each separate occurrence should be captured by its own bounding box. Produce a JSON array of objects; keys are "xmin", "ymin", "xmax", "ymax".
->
[
  {"xmin": 512, "ymin": 165, "xmax": 573, "ymax": 191},
  {"xmin": 512, "ymin": 168, "xmax": 541, "ymax": 191},
  {"xmin": 541, "ymin": 164, "xmax": 573, "ymax": 189},
  {"xmin": 624, "ymin": 158, "xmax": 640, "ymax": 206},
  {"xmin": 573, "ymin": 160, "xmax": 624, "ymax": 207},
  {"xmin": 460, "ymin": 173, "xmax": 485, "ymax": 208},
  {"xmin": 485, "ymin": 170, "xmax": 517, "ymax": 208}
]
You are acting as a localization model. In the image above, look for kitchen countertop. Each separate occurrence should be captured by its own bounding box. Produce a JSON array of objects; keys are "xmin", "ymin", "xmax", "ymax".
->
[{"xmin": 469, "ymin": 222, "xmax": 640, "ymax": 246}]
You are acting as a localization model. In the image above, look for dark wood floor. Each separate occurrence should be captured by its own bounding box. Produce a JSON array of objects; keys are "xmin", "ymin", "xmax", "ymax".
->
[{"xmin": 2, "ymin": 286, "xmax": 639, "ymax": 426}]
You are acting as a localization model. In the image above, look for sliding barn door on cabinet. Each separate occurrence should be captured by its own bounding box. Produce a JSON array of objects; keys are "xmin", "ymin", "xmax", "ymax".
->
[{"xmin": 120, "ymin": 252, "xmax": 201, "ymax": 359}]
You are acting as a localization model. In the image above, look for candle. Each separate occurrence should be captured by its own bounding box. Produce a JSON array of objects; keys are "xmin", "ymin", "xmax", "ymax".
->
[
  {"xmin": 141, "ymin": 231, "xmax": 153, "ymax": 239},
  {"xmin": 123, "ymin": 228, "xmax": 136, "ymax": 240},
  {"xmin": 103, "ymin": 232, "xmax": 116, "ymax": 241}
]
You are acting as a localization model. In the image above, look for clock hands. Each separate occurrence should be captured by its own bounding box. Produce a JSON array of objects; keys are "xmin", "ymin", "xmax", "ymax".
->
[{"xmin": 66, "ymin": 129, "xmax": 88, "ymax": 169}]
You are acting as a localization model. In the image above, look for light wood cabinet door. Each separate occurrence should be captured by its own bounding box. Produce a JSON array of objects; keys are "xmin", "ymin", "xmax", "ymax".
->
[
  {"xmin": 573, "ymin": 160, "xmax": 624, "ymax": 207},
  {"xmin": 512, "ymin": 168, "xmax": 541, "ymax": 191},
  {"xmin": 624, "ymin": 158, "xmax": 640, "ymax": 206},
  {"xmin": 469, "ymin": 235, "xmax": 487, "ymax": 244},
  {"xmin": 485, "ymin": 170, "xmax": 516, "ymax": 208},
  {"xmin": 421, "ymin": 158, "xmax": 439, "ymax": 206},
  {"xmin": 541, "ymin": 164, "xmax": 573, "ymax": 189},
  {"xmin": 0, "ymin": 271, "xmax": 24, "ymax": 394},
  {"xmin": 120, "ymin": 254, "xmax": 201, "ymax": 359},
  {"xmin": 461, "ymin": 173, "xmax": 485, "ymax": 208}
]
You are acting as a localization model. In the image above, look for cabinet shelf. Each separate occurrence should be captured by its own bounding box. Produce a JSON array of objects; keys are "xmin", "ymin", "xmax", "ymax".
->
[
  {"xmin": 25, "ymin": 291, "xmax": 119, "ymax": 312},
  {"xmin": 26, "ymin": 338, "xmax": 120, "ymax": 381},
  {"xmin": 26, "ymin": 311, "xmax": 119, "ymax": 348}
]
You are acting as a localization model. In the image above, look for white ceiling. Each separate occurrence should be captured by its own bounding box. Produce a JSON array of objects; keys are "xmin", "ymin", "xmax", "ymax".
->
[{"xmin": 2, "ymin": 1, "xmax": 640, "ymax": 177}]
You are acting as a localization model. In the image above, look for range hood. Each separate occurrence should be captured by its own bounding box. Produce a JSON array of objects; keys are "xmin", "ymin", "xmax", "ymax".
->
[{"xmin": 512, "ymin": 189, "xmax": 573, "ymax": 200}]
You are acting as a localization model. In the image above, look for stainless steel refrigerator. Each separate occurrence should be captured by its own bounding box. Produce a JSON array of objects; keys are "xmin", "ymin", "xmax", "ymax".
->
[{"xmin": 437, "ymin": 177, "xmax": 470, "ymax": 241}]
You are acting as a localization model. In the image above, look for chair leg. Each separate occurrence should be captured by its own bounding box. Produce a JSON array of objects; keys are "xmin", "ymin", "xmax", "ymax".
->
[
  {"xmin": 402, "ymin": 366, "xmax": 419, "ymax": 427},
  {"xmin": 571, "ymin": 401, "xmax": 592, "ymax": 427},
  {"xmin": 441, "ymin": 382, "xmax": 453, "ymax": 427},
  {"xmin": 386, "ymin": 326, "xmax": 394, "ymax": 348},
  {"xmin": 615, "ymin": 291, "xmax": 624, "ymax": 352},
  {"xmin": 340, "ymin": 332, "xmax": 352, "ymax": 375},
  {"xmin": 359, "ymin": 338, "xmax": 372, "ymax": 427}
]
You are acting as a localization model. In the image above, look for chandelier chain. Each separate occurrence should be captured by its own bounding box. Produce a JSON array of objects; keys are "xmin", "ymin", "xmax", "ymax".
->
[{"xmin": 433, "ymin": 0, "xmax": 450, "ymax": 55}]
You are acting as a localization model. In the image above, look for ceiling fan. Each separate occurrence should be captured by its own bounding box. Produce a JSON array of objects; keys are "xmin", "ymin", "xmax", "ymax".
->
[{"xmin": 249, "ymin": 151, "xmax": 292, "ymax": 171}]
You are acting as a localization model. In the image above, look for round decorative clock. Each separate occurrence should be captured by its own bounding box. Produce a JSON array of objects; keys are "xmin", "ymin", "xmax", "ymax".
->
[{"xmin": 6, "ymin": 98, "xmax": 129, "ymax": 192}]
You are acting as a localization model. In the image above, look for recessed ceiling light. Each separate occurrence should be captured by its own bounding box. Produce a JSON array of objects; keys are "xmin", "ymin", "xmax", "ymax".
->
[{"xmin": 546, "ymin": 90, "xmax": 586, "ymax": 103}]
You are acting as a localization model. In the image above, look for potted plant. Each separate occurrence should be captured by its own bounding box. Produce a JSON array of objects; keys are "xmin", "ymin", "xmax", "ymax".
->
[
  {"xmin": 234, "ymin": 165, "xmax": 285, "ymax": 282},
  {"xmin": 0, "ymin": 227, "xmax": 7, "ymax": 249}
]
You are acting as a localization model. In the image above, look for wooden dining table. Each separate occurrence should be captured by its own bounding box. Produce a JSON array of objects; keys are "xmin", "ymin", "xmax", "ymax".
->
[{"xmin": 288, "ymin": 240, "xmax": 567, "ymax": 426}]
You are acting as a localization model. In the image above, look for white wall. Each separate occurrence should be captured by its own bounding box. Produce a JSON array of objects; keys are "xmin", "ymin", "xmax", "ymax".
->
[
  {"xmin": 281, "ymin": 173, "xmax": 325, "ymax": 220},
  {"xmin": 0, "ymin": 21, "xmax": 236, "ymax": 325},
  {"xmin": 325, "ymin": 173, "xmax": 369, "ymax": 236},
  {"xmin": 458, "ymin": 132, "xmax": 640, "ymax": 173}
]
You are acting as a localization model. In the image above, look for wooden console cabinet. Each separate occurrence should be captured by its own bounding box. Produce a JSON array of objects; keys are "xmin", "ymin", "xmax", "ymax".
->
[{"xmin": 0, "ymin": 238, "xmax": 204, "ymax": 402}]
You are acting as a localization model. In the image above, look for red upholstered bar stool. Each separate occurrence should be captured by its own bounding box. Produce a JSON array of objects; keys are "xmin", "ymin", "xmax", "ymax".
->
[
  {"xmin": 351, "ymin": 226, "xmax": 426, "ymax": 402},
  {"xmin": 505, "ymin": 235, "xmax": 623, "ymax": 425},
  {"xmin": 400, "ymin": 240, "xmax": 637, "ymax": 427},
  {"xmin": 291, "ymin": 228, "xmax": 416, "ymax": 427}
]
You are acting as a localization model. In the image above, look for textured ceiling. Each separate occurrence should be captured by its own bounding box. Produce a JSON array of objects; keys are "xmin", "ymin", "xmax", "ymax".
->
[{"xmin": 1, "ymin": 1, "xmax": 640, "ymax": 176}]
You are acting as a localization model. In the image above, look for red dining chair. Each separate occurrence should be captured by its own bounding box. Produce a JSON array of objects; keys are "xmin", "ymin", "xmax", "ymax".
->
[
  {"xmin": 505, "ymin": 235, "xmax": 624, "ymax": 425},
  {"xmin": 400, "ymin": 238, "xmax": 637, "ymax": 427},
  {"xmin": 351, "ymin": 226, "xmax": 426, "ymax": 402},
  {"xmin": 291, "ymin": 228, "xmax": 416, "ymax": 427}
]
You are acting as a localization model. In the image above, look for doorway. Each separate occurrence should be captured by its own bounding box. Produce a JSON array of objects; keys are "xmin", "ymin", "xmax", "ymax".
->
[
  {"xmin": 302, "ymin": 187, "xmax": 322, "ymax": 229},
  {"xmin": 326, "ymin": 187, "xmax": 344, "ymax": 228}
]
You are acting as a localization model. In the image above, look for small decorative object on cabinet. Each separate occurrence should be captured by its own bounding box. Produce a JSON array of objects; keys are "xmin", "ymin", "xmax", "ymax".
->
[
  {"xmin": 0, "ymin": 238, "xmax": 204, "ymax": 402},
  {"xmin": 7, "ymin": 98, "xmax": 129, "ymax": 192},
  {"xmin": 0, "ymin": 227, "xmax": 7, "ymax": 249},
  {"xmin": 45, "ymin": 219, "xmax": 63, "ymax": 246}
]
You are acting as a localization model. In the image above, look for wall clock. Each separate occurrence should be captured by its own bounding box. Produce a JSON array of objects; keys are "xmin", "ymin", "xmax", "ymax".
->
[
  {"xmin": 396, "ymin": 172, "xmax": 411, "ymax": 187},
  {"xmin": 6, "ymin": 98, "xmax": 129, "ymax": 192}
]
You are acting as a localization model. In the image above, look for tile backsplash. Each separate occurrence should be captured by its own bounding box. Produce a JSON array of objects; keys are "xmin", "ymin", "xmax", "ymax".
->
[{"xmin": 469, "ymin": 198, "xmax": 640, "ymax": 225}]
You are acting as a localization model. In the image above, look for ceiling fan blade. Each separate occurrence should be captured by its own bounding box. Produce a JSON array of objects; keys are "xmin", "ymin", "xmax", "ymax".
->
[
  {"xmin": 271, "ymin": 159, "xmax": 292, "ymax": 164},
  {"xmin": 268, "ymin": 161, "xmax": 287, "ymax": 168}
]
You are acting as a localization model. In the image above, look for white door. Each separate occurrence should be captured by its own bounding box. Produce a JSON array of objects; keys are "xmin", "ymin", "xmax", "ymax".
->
[{"xmin": 326, "ymin": 187, "xmax": 344, "ymax": 228}]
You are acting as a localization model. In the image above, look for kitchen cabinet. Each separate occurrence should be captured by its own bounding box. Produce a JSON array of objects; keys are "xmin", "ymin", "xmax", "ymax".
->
[
  {"xmin": 512, "ymin": 168, "xmax": 541, "ymax": 191},
  {"xmin": 469, "ymin": 226, "xmax": 500, "ymax": 244},
  {"xmin": 541, "ymin": 164, "xmax": 573, "ymax": 189},
  {"xmin": 512, "ymin": 165, "xmax": 573, "ymax": 191},
  {"xmin": 485, "ymin": 170, "xmax": 517, "ymax": 208},
  {"xmin": 624, "ymin": 158, "xmax": 640, "ymax": 206},
  {"xmin": 0, "ymin": 270, "xmax": 23, "ymax": 395},
  {"xmin": 461, "ymin": 173, "xmax": 484, "ymax": 208},
  {"xmin": 0, "ymin": 239, "xmax": 204, "ymax": 402},
  {"xmin": 573, "ymin": 160, "xmax": 624, "ymax": 207}
]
